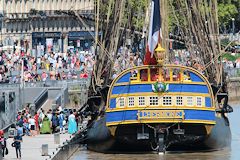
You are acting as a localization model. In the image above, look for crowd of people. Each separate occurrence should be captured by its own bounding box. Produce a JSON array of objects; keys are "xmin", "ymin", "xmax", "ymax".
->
[
  {"xmin": 0, "ymin": 50, "xmax": 94, "ymax": 83},
  {"xmin": 113, "ymin": 49, "xmax": 143, "ymax": 78},
  {"xmin": 0, "ymin": 105, "xmax": 82, "ymax": 159},
  {"xmin": 112, "ymin": 48, "xmax": 207, "ymax": 80},
  {"xmin": 1, "ymin": 46, "xmax": 239, "ymax": 84},
  {"xmin": 223, "ymin": 58, "xmax": 240, "ymax": 69},
  {"xmin": 14, "ymin": 105, "xmax": 80, "ymax": 136}
]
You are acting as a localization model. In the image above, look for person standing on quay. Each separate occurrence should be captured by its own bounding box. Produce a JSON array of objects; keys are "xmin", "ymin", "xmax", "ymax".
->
[
  {"xmin": 34, "ymin": 112, "xmax": 40, "ymax": 134},
  {"xmin": 51, "ymin": 112, "xmax": 59, "ymax": 133},
  {"xmin": 58, "ymin": 111, "xmax": 65, "ymax": 134},
  {"xmin": 40, "ymin": 115, "xmax": 52, "ymax": 134},
  {"xmin": 28, "ymin": 116, "xmax": 36, "ymax": 136},
  {"xmin": 0, "ymin": 130, "xmax": 7, "ymax": 158},
  {"xmin": 13, "ymin": 132, "xmax": 22, "ymax": 159},
  {"xmin": 68, "ymin": 111, "xmax": 77, "ymax": 134}
]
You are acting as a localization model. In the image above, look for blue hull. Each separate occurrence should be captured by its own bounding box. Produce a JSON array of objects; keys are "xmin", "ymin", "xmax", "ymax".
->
[
  {"xmin": 203, "ymin": 116, "xmax": 231, "ymax": 149},
  {"xmin": 86, "ymin": 115, "xmax": 231, "ymax": 152}
]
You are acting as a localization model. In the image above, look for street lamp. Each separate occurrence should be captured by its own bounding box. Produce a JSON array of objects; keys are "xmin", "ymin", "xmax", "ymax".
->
[
  {"xmin": 0, "ymin": 12, "xmax": 3, "ymax": 47},
  {"xmin": 231, "ymin": 18, "xmax": 235, "ymax": 35}
]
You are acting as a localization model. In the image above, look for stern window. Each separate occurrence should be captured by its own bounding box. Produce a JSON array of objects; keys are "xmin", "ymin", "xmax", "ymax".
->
[
  {"xmin": 163, "ymin": 68, "xmax": 170, "ymax": 81},
  {"xmin": 183, "ymin": 71, "xmax": 191, "ymax": 81},
  {"xmin": 150, "ymin": 68, "xmax": 158, "ymax": 81},
  {"xmin": 128, "ymin": 97, "xmax": 135, "ymax": 107},
  {"xmin": 176, "ymin": 96, "xmax": 183, "ymax": 106},
  {"xmin": 172, "ymin": 69, "xmax": 181, "ymax": 81},
  {"xmin": 186, "ymin": 97, "xmax": 193, "ymax": 106},
  {"xmin": 140, "ymin": 69, "xmax": 148, "ymax": 81},
  {"xmin": 150, "ymin": 96, "xmax": 159, "ymax": 106},
  {"xmin": 119, "ymin": 97, "xmax": 125, "ymax": 108},
  {"xmin": 138, "ymin": 97, "xmax": 145, "ymax": 106},
  {"xmin": 196, "ymin": 97, "xmax": 202, "ymax": 107},
  {"xmin": 163, "ymin": 96, "xmax": 172, "ymax": 106},
  {"xmin": 130, "ymin": 69, "xmax": 138, "ymax": 80}
]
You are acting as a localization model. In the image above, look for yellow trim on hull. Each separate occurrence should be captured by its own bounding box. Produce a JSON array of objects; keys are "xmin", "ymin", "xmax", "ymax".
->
[
  {"xmin": 205, "ymin": 125, "xmax": 214, "ymax": 135},
  {"xmin": 110, "ymin": 92, "xmax": 211, "ymax": 98},
  {"xmin": 106, "ymin": 107, "xmax": 216, "ymax": 112},
  {"xmin": 113, "ymin": 81, "xmax": 207, "ymax": 86},
  {"xmin": 106, "ymin": 120, "xmax": 216, "ymax": 126}
]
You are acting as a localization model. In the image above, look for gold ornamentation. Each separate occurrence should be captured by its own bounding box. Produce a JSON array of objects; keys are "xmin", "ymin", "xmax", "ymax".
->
[{"xmin": 154, "ymin": 43, "xmax": 166, "ymax": 65}]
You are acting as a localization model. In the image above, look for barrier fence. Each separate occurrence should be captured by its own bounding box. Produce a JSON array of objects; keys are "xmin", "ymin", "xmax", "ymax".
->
[{"xmin": 225, "ymin": 68, "xmax": 240, "ymax": 77}]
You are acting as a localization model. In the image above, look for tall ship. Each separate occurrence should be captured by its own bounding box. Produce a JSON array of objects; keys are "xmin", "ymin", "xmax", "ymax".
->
[
  {"xmin": 86, "ymin": 46, "xmax": 232, "ymax": 153},
  {"xmin": 84, "ymin": 0, "xmax": 233, "ymax": 153}
]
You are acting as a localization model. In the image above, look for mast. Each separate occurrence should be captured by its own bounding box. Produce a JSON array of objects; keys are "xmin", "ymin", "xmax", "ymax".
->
[
  {"xmin": 95, "ymin": 0, "xmax": 100, "ymax": 53},
  {"xmin": 160, "ymin": 0, "xmax": 169, "ymax": 61},
  {"xmin": 168, "ymin": 0, "xmax": 223, "ymax": 85},
  {"xmin": 72, "ymin": 0, "xmax": 150, "ymax": 95}
]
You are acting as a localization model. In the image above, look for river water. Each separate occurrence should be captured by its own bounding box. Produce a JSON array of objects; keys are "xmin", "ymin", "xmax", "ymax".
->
[{"xmin": 70, "ymin": 103, "xmax": 240, "ymax": 160}]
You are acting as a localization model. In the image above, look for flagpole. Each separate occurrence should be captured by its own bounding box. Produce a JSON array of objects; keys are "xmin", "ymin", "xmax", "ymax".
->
[{"xmin": 158, "ymin": 0, "xmax": 161, "ymax": 44}]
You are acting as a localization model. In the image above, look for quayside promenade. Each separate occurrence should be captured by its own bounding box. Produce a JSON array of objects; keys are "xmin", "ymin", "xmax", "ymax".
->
[
  {"xmin": 0, "ymin": 73, "xmax": 90, "ymax": 160},
  {"xmin": 4, "ymin": 134, "xmax": 72, "ymax": 160}
]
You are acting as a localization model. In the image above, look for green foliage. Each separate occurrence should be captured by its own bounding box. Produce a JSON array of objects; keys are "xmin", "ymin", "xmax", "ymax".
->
[
  {"xmin": 218, "ymin": 0, "xmax": 240, "ymax": 32},
  {"xmin": 98, "ymin": 0, "xmax": 148, "ymax": 31},
  {"xmin": 127, "ymin": 0, "xmax": 148, "ymax": 30},
  {"xmin": 223, "ymin": 53, "xmax": 237, "ymax": 61},
  {"xmin": 99, "ymin": 0, "xmax": 240, "ymax": 35},
  {"xmin": 220, "ymin": 38, "xmax": 239, "ymax": 51},
  {"xmin": 168, "ymin": 0, "xmax": 181, "ymax": 33},
  {"xmin": 221, "ymin": 38, "xmax": 230, "ymax": 46},
  {"xmin": 218, "ymin": 3, "xmax": 238, "ymax": 27},
  {"xmin": 168, "ymin": 0, "xmax": 240, "ymax": 33}
]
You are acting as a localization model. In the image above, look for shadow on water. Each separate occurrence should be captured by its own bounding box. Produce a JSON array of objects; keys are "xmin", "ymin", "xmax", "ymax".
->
[{"xmin": 70, "ymin": 104, "xmax": 240, "ymax": 160}]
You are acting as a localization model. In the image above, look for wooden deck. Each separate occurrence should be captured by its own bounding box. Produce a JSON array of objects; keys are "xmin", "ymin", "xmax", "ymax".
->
[{"xmin": 4, "ymin": 133, "xmax": 72, "ymax": 160}]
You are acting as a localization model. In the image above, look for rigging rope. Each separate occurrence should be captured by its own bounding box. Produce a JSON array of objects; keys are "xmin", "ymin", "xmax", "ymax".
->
[{"xmin": 202, "ymin": 35, "xmax": 240, "ymax": 72}]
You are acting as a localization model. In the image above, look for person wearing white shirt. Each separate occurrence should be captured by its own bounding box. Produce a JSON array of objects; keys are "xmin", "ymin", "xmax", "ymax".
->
[
  {"xmin": 28, "ymin": 116, "xmax": 36, "ymax": 136},
  {"xmin": 58, "ymin": 105, "xmax": 62, "ymax": 112},
  {"xmin": 47, "ymin": 110, "xmax": 52, "ymax": 122}
]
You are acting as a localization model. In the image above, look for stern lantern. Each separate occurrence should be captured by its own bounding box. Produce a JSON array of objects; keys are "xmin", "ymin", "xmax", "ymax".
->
[{"xmin": 154, "ymin": 43, "xmax": 166, "ymax": 66}]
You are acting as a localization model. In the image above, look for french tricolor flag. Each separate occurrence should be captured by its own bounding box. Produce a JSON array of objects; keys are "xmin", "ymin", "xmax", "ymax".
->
[{"xmin": 144, "ymin": 0, "xmax": 161, "ymax": 65}]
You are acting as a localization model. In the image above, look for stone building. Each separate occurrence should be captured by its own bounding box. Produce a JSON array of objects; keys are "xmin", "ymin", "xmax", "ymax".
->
[{"xmin": 0, "ymin": 0, "xmax": 95, "ymax": 55}]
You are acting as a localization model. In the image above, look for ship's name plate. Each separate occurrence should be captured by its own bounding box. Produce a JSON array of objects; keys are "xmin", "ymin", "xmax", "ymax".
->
[{"xmin": 138, "ymin": 110, "xmax": 184, "ymax": 120}]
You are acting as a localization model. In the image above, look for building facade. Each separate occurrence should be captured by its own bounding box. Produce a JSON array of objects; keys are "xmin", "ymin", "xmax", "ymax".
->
[{"xmin": 0, "ymin": 0, "xmax": 94, "ymax": 55}]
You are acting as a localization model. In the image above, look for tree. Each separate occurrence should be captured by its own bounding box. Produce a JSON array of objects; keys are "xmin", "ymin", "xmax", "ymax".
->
[
  {"xmin": 168, "ymin": 0, "xmax": 240, "ymax": 34},
  {"xmin": 218, "ymin": 3, "xmax": 238, "ymax": 33}
]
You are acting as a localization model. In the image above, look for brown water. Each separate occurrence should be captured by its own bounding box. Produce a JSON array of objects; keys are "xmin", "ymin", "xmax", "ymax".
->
[{"xmin": 70, "ymin": 104, "xmax": 240, "ymax": 160}]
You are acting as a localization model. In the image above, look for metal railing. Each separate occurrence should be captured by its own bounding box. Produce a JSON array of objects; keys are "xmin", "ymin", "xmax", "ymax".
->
[
  {"xmin": 0, "ymin": 78, "xmax": 91, "ymax": 88},
  {"xmin": 0, "ymin": 83, "xmax": 20, "ymax": 88},
  {"xmin": 53, "ymin": 85, "xmax": 68, "ymax": 107},
  {"xmin": 220, "ymin": 33, "xmax": 240, "ymax": 41},
  {"xmin": 225, "ymin": 68, "xmax": 240, "ymax": 77},
  {"xmin": 0, "ymin": 78, "xmax": 91, "ymax": 113},
  {"xmin": 34, "ymin": 89, "xmax": 48, "ymax": 111}
]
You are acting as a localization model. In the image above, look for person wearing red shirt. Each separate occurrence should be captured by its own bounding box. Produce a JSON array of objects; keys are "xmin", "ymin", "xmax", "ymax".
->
[{"xmin": 34, "ymin": 112, "xmax": 39, "ymax": 134}]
